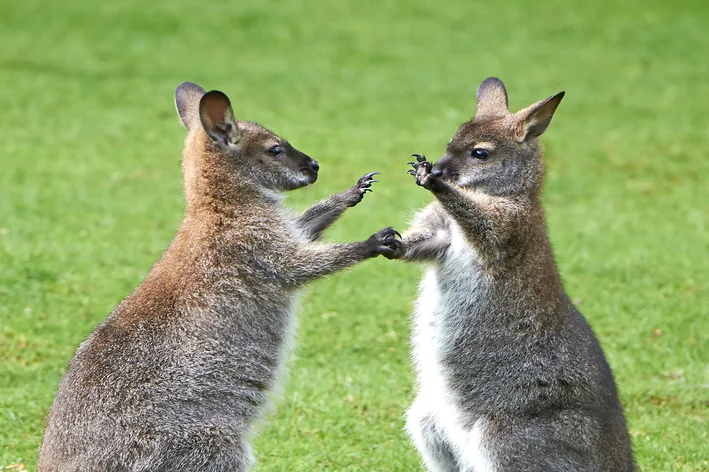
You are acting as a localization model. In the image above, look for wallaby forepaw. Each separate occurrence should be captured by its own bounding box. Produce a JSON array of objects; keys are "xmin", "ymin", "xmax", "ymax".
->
[
  {"xmin": 346, "ymin": 171, "xmax": 380, "ymax": 207},
  {"xmin": 367, "ymin": 226, "xmax": 403, "ymax": 259},
  {"xmin": 408, "ymin": 154, "xmax": 438, "ymax": 190}
]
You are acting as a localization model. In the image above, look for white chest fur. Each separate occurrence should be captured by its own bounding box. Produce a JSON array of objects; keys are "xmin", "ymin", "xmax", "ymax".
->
[{"xmin": 408, "ymin": 223, "xmax": 495, "ymax": 472}]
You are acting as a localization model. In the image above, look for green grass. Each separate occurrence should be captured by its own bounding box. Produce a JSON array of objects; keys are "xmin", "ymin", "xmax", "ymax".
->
[{"xmin": 1, "ymin": 0, "xmax": 708, "ymax": 470}]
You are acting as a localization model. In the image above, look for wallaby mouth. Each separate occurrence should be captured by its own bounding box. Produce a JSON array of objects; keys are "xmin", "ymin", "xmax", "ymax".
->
[
  {"xmin": 287, "ymin": 171, "xmax": 317, "ymax": 191},
  {"xmin": 432, "ymin": 160, "xmax": 458, "ymax": 182},
  {"xmin": 301, "ymin": 159, "xmax": 319, "ymax": 184},
  {"xmin": 295, "ymin": 167, "xmax": 318, "ymax": 187}
]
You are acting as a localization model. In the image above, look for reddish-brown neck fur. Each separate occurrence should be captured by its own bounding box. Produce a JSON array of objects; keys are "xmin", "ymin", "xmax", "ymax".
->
[{"xmin": 182, "ymin": 129, "xmax": 263, "ymax": 217}]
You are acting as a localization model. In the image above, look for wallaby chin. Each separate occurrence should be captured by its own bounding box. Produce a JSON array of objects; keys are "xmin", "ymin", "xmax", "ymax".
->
[
  {"xmin": 38, "ymin": 83, "xmax": 402, "ymax": 472},
  {"xmin": 291, "ymin": 171, "xmax": 318, "ymax": 189},
  {"xmin": 401, "ymin": 78, "xmax": 634, "ymax": 472}
]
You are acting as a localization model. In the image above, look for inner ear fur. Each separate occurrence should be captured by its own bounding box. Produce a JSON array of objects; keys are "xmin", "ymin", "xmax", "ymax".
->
[
  {"xmin": 198, "ymin": 90, "xmax": 241, "ymax": 146},
  {"xmin": 515, "ymin": 91, "xmax": 565, "ymax": 141}
]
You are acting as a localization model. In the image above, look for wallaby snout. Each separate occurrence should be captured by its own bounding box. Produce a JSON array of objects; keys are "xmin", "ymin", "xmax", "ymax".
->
[
  {"xmin": 431, "ymin": 154, "xmax": 453, "ymax": 179},
  {"xmin": 295, "ymin": 149, "xmax": 319, "ymax": 184},
  {"xmin": 277, "ymin": 145, "xmax": 318, "ymax": 188}
]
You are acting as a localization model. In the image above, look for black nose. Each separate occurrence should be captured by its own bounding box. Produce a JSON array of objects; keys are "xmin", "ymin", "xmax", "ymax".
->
[{"xmin": 309, "ymin": 160, "xmax": 320, "ymax": 172}]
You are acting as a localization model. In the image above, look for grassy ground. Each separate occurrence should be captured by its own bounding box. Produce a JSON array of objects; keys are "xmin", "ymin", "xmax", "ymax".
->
[{"xmin": 1, "ymin": 0, "xmax": 707, "ymax": 470}]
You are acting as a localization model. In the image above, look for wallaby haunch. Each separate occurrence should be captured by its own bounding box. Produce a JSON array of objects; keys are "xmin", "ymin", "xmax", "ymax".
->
[
  {"xmin": 38, "ymin": 82, "xmax": 402, "ymax": 472},
  {"xmin": 397, "ymin": 78, "xmax": 634, "ymax": 471}
]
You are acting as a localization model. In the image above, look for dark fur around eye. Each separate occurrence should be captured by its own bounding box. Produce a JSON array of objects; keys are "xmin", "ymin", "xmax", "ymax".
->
[{"xmin": 269, "ymin": 145, "xmax": 283, "ymax": 156}]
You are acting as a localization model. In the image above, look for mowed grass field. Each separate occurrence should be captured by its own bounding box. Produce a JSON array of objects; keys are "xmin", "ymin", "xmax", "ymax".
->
[{"xmin": 1, "ymin": 0, "xmax": 708, "ymax": 470}]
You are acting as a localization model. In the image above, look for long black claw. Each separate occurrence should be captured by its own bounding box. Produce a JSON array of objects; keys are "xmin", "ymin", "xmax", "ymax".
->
[
  {"xmin": 393, "ymin": 230, "xmax": 402, "ymax": 238},
  {"xmin": 358, "ymin": 172, "xmax": 380, "ymax": 184},
  {"xmin": 407, "ymin": 169, "xmax": 415, "ymax": 175},
  {"xmin": 363, "ymin": 188, "xmax": 373, "ymax": 193},
  {"xmin": 407, "ymin": 161, "xmax": 416, "ymax": 166}
]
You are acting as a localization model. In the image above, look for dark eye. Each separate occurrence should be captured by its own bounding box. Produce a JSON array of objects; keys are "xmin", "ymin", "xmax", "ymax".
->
[
  {"xmin": 269, "ymin": 145, "xmax": 283, "ymax": 156},
  {"xmin": 472, "ymin": 148, "xmax": 489, "ymax": 160}
]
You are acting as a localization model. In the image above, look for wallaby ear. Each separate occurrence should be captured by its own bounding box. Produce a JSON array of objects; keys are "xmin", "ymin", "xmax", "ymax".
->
[
  {"xmin": 175, "ymin": 82, "xmax": 206, "ymax": 130},
  {"xmin": 475, "ymin": 77, "xmax": 509, "ymax": 117},
  {"xmin": 199, "ymin": 90, "xmax": 241, "ymax": 146},
  {"xmin": 515, "ymin": 91, "xmax": 565, "ymax": 141}
]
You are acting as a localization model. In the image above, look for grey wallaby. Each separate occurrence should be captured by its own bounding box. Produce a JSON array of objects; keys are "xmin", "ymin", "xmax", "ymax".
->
[
  {"xmin": 38, "ymin": 82, "xmax": 402, "ymax": 472},
  {"xmin": 396, "ymin": 78, "xmax": 634, "ymax": 471}
]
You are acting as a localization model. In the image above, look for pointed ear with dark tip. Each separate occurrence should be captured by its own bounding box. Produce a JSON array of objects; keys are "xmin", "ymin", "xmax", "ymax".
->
[
  {"xmin": 175, "ymin": 82, "xmax": 206, "ymax": 130},
  {"xmin": 515, "ymin": 91, "xmax": 565, "ymax": 141},
  {"xmin": 199, "ymin": 90, "xmax": 241, "ymax": 146},
  {"xmin": 475, "ymin": 77, "xmax": 509, "ymax": 117}
]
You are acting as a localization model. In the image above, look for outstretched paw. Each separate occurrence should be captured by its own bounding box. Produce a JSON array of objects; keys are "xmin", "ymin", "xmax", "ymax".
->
[
  {"xmin": 407, "ymin": 154, "xmax": 439, "ymax": 190},
  {"xmin": 366, "ymin": 226, "xmax": 403, "ymax": 259},
  {"xmin": 346, "ymin": 171, "xmax": 380, "ymax": 207}
]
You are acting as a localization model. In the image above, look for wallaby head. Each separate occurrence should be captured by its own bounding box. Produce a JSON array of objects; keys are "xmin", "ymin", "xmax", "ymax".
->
[
  {"xmin": 432, "ymin": 77, "xmax": 564, "ymax": 197},
  {"xmin": 174, "ymin": 82, "xmax": 319, "ymax": 203}
]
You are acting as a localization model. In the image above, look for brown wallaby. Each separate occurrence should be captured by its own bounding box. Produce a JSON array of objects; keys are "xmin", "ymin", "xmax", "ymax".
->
[
  {"xmin": 38, "ymin": 82, "xmax": 402, "ymax": 472},
  {"xmin": 396, "ymin": 78, "xmax": 634, "ymax": 471}
]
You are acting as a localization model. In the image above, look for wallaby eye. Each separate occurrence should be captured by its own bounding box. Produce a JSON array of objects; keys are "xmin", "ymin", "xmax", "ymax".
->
[
  {"xmin": 269, "ymin": 145, "xmax": 283, "ymax": 156},
  {"xmin": 472, "ymin": 148, "xmax": 489, "ymax": 160}
]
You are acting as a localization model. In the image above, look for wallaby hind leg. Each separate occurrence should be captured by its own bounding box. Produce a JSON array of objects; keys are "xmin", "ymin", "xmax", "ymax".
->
[
  {"xmin": 143, "ymin": 437, "xmax": 252, "ymax": 472},
  {"xmin": 488, "ymin": 413, "xmax": 631, "ymax": 472},
  {"xmin": 163, "ymin": 453, "xmax": 249, "ymax": 472},
  {"xmin": 406, "ymin": 399, "xmax": 460, "ymax": 472}
]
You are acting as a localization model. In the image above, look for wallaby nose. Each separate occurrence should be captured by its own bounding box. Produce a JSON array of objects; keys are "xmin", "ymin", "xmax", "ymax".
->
[
  {"xmin": 309, "ymin": 160, "xmax": 320, "ymax": 172},
  {"xmin": 432, "ymin": 154, "xmax": 450, "ymax": 177}
]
